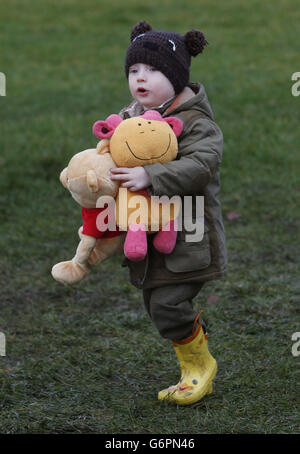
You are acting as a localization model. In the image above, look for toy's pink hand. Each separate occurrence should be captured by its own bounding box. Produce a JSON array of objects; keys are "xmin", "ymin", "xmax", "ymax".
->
[{"xmin": 110, "ymin": 166, "xmax": 151, "ymax": 192}]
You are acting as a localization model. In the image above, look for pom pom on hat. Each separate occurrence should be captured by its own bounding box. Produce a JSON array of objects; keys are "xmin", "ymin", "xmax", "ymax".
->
[
  {"xmin": 184, "ymin": 30, "xmax": 208, "ymax": 56},
  {"xmin": 130, "ymin": 21, "xmax": 152, "ymax": 42}
]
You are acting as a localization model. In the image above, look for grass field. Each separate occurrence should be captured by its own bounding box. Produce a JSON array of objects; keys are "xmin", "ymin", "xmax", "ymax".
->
[{"xmin": 0, "ymin": 0, "xmax": 299, "ymax": 434}]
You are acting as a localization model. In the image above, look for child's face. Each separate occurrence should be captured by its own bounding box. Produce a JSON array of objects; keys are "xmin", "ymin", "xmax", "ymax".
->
[{"xmin": 128, "ymin": 63, "xmax": 175, "ymax": 108}]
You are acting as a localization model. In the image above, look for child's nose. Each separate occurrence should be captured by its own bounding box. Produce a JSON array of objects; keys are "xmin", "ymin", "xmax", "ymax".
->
[{"xmin": 137, "ymin": 70, "xmax": 147, "ymax": 82}]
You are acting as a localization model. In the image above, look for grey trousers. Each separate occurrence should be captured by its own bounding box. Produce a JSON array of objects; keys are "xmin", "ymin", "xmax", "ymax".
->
[{"xmin": 142, "ymin": 282, "xmax": 204, "ymax": 342}]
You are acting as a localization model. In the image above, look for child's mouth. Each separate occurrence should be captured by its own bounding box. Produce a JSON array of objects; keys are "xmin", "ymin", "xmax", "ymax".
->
[{"xmin": 137, "ymin": 88, "xmax": 149, "ymax": 96}]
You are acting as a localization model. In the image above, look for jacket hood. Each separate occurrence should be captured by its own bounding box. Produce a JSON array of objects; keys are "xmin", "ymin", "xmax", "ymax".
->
[{"xmin": 162, "ymin": 83, "xmax": 215, "ymax": 121}]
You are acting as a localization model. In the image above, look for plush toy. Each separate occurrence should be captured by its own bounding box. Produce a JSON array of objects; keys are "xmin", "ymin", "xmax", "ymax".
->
[
  {"xmin": 93, "ymin": 110, "xmax": 183, "ymax": 261},
  {"xmin": 51, "ymin": 147, "xmax": 125, "ymax": 285}
]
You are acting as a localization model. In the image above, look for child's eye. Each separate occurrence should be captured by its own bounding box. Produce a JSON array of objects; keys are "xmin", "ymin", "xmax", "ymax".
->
[
  {"xmin": 129, "ymin": 68, "xmax": 138, "ymax": 73},
  {"xmin": 145, "ymin": 65, "xmax": 157, "ymax": 72}
]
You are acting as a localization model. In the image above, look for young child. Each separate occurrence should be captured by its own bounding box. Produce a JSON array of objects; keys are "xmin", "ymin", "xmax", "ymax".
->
[{"xmin": 110, "ymin": 21, "xmax": 227, "ymax": 405}]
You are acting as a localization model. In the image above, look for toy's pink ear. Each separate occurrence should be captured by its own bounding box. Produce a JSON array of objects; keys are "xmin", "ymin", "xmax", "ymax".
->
[
  {"xmin": 165, "ymin": 117, "xmax": 183, "ymax": 137},
  {"xmin": 93, "ymin": 114, "xmax": 123, "ymax": 139}
]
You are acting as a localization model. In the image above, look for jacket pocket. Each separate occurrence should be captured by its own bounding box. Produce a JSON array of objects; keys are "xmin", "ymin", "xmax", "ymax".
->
[{"xmin": 164, "ymin": 223, "xmax": 211, "ymax": 273}]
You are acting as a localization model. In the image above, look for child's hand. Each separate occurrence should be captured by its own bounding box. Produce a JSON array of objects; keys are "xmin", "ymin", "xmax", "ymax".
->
[{"xmin": 110, "ymin": 166, "xmax": 151, "ymax": 192}]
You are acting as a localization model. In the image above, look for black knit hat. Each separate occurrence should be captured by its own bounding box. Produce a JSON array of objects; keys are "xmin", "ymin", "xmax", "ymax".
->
[{"xmin": 125, "ymin": 21, "xmax": 208, "ymax": 94}]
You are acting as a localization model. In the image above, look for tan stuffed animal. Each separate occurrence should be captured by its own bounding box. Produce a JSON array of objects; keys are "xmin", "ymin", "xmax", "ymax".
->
[
  {"xmin": 93, "ymin": 110, "xmax": 183, "ymax": 262},
  {"xmin": 51, "ymin": 147, "xmax": 125, "ymax": 285}
]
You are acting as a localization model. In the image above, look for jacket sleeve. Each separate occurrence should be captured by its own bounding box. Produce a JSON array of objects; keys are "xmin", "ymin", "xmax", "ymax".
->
[{"xmin": 144, "ymin": 118, "xmax": 223, "ymax": 198}]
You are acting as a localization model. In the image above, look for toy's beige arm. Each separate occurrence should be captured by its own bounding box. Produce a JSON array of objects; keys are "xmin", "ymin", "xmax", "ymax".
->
[
  {"xmin": 52, "ymin": 230, "xmax": 125, "ymax": 285},
  {"xmin": 73, "ymin": 234, "xmax": 96, "ymax": 267},
  {"xmin": 51, "ymin": 234, "xmax": 96, "ymax": 285},
  {"xmin": 88, "ymin": 234, "xmax": 125, "ymax": 265}
]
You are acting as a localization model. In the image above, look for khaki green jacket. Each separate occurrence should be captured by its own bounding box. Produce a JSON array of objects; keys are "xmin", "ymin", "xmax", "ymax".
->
[{"xmin": 119, "ymin": 83, "xmax": 227, "ymax": 289}]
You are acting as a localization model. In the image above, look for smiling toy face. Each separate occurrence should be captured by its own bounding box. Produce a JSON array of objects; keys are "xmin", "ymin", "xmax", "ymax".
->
[
  {"xmin": 110, "ymin": 116, "xmax": 177, "ymax": 167},
  {"xmin": 93, "ymin": 110, "xmax": 183, "ymax": 168}
]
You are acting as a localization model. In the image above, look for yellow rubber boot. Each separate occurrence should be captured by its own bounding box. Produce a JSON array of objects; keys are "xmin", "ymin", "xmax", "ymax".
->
[{"xmin": 158, "ymin": 323, "xmax": 217, "ymax": 405}]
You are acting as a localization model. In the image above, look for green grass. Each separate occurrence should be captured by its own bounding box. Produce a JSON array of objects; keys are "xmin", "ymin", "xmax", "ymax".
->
[{"xmin": 0, "ymin": 0, "xmax": 299, "ymax": 434}]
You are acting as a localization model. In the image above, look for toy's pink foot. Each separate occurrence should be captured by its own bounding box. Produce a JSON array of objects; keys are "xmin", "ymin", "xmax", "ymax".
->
[
  {"xmin": 124, "ymin": 224, "xmax": 147, "ymax": 261},
  {"xmin": 153, "ymin": 219, "xmax": 177, "ymax": 254}
]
